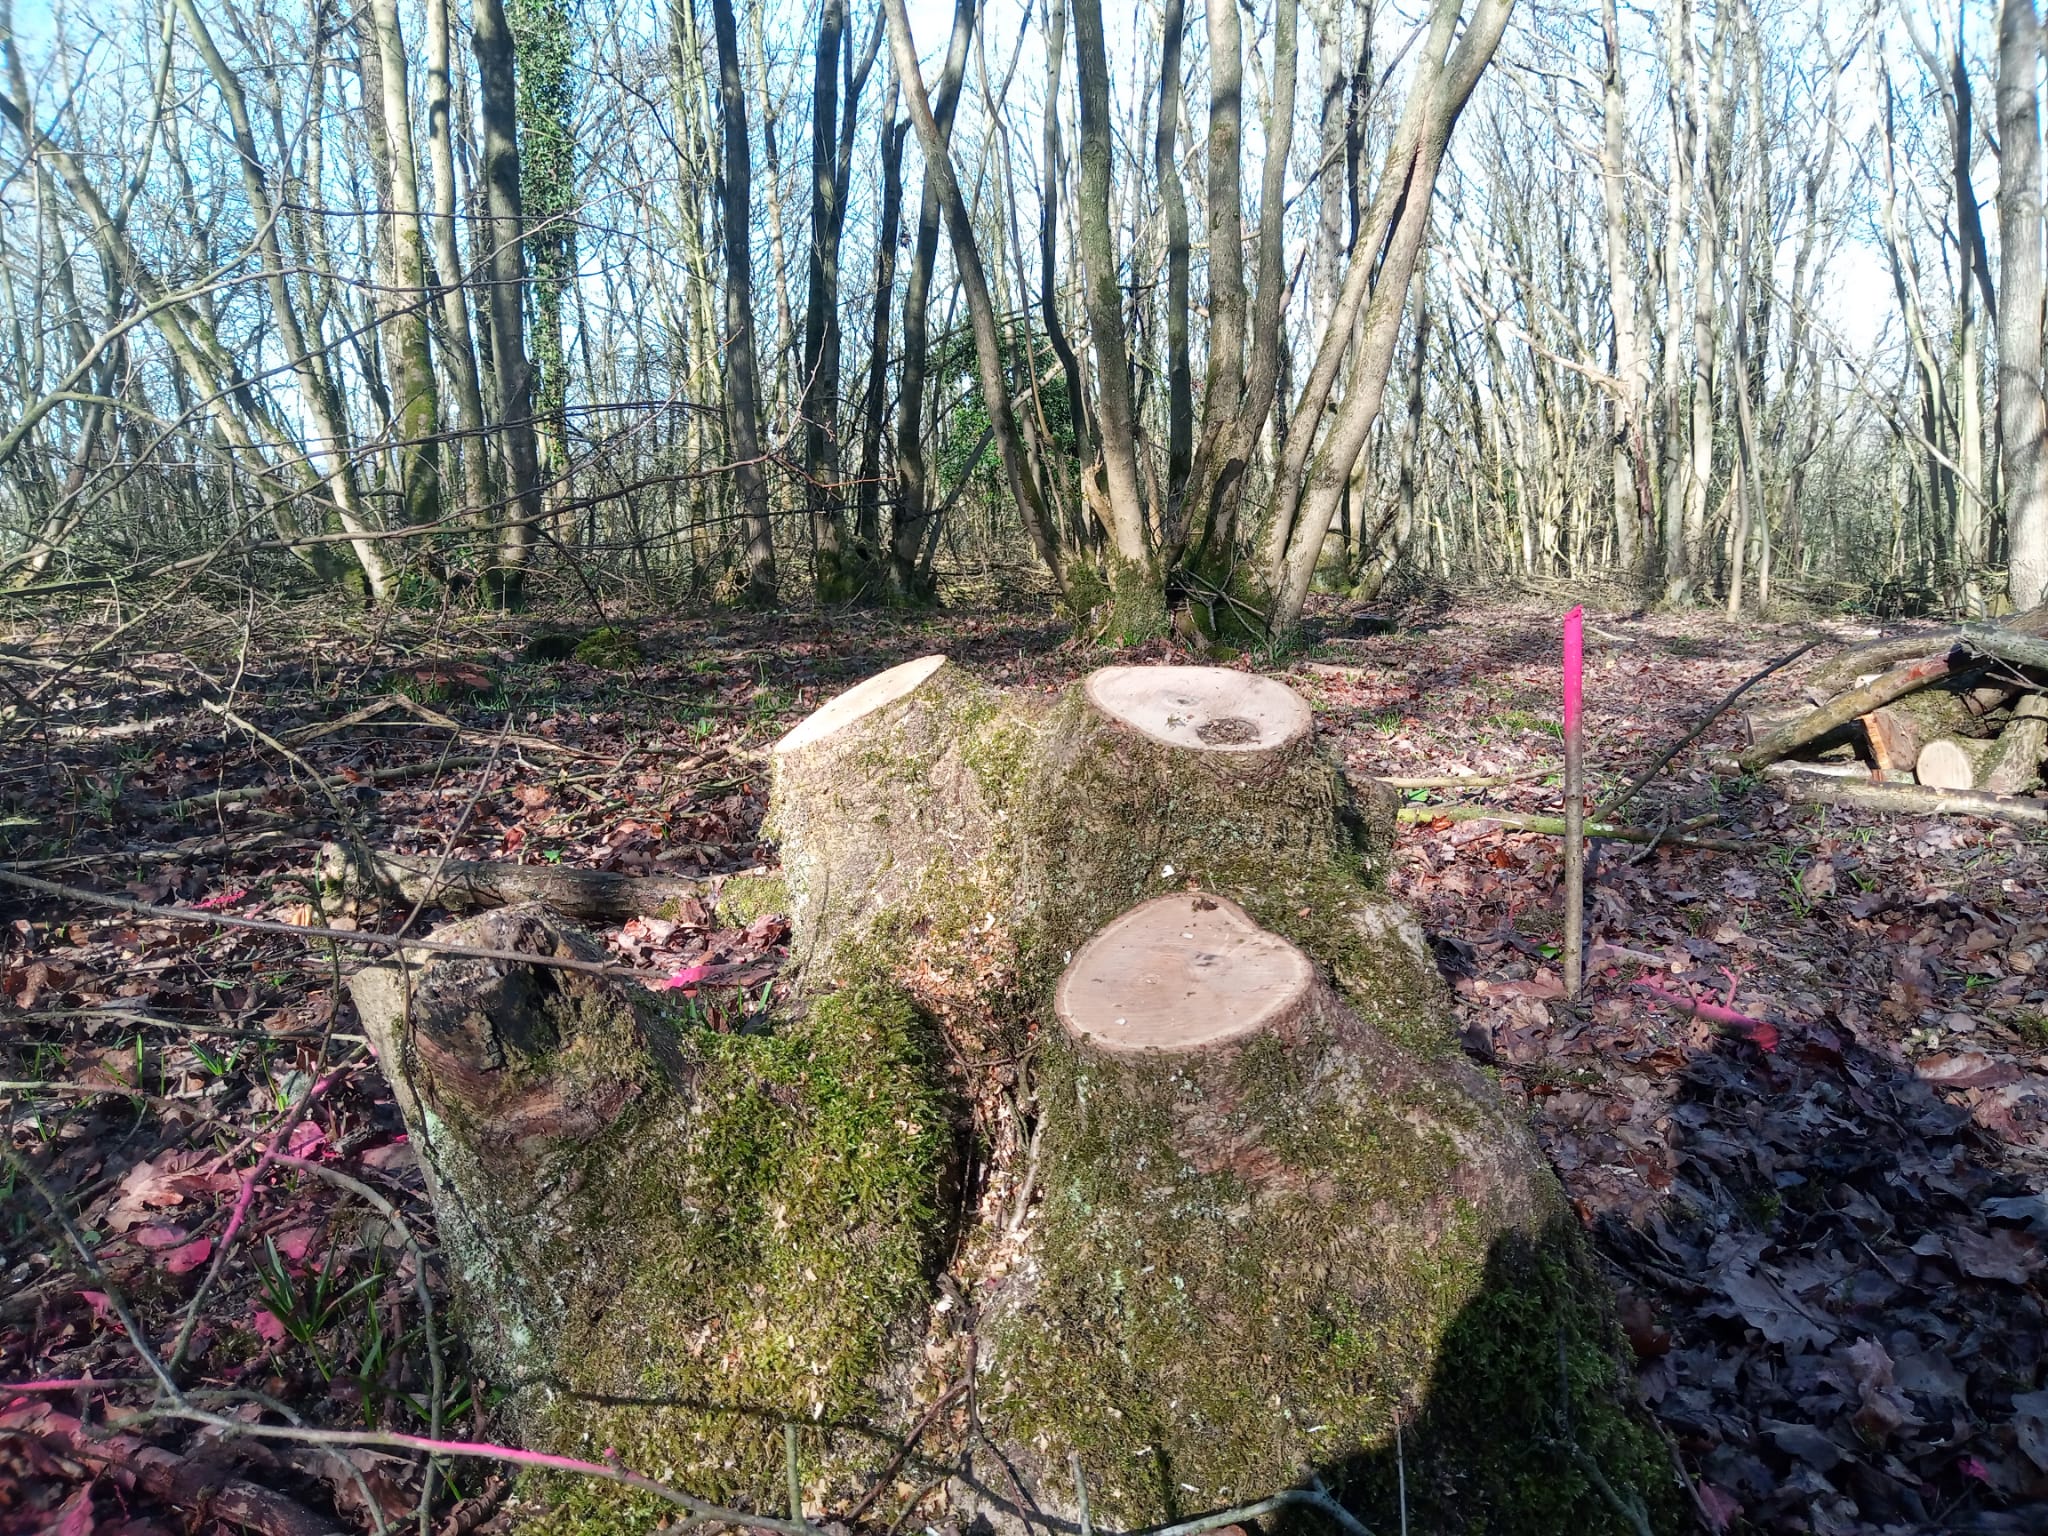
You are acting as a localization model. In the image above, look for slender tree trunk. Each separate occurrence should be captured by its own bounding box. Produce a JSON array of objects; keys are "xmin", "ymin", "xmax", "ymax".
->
[
  {"xmin": 879, "ymin": 0, "xmax": 1065, "ymax": 597},
  {"xmin": 509, "ymin": 0, "xmax": 577, "ymax": 545},
  {"xmin": 1070, "ymin": 0, "xmax": 1151, "ymax": 586},
  {"xmin": 1999, "ymin": 0, "xmax": 2048, "ymax": 609},
  {"xmin": 426, "ymin": 0, "xmax": 495, "ymax": 532},
  {"xmin": 370, "ymin": 0, "xmax": 444, "ymax": 535},
  {"xmin": 1157, "ymin": 0, "xmax": 1192, "ymax": 520},
  {"xmin": 1599, "ymin": 0, "xmax": 1650, "ymax": 583},
  {"xmin": 804, "ymin": 0, "xmax": 853, "ymax": 598},
  {"xmin": 888, "ymin": 0, "xmax": 974, "ymax": 600},
  {"xmin": 472, "ymin": 0, "xmax": 545, "ymax": 606},
  {"xmin": 856, "ymin": 73, "xmax": 904, "ymax": 562},
  {"xmin": 709, "ymin": 0, "xmax": 777, "ymax": 605}
]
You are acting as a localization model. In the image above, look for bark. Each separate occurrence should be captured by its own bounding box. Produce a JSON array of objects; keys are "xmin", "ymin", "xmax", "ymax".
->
[
  {"xmin": 1156, "ymin": 0, "xmax": 1193, "ymax": 517},
  {"xmin": 1599, "ymin": 0, "xmax": 1651, "ymax": 580},
  {"xmin": 1775, "ymin": 769, "xmax": 2048, "ymax": 825},
  {"xmin": 1739, "ymin": 653, "xmax": 1966, "ymax": 772},
  {"xmin": 803, "ymin": 0, "xmax": 852, "ymax": 596},
  {"xmin": 1070, "ymin": 0, "xmax": 1150, "ymax": 574},
  {"xmin": 472, "ymin": 0, "xmax": 545, "ymax": 606},
  {"xmin": 370, "ymin": 0, "xmax": 445, "ymax": 532},
  {"xmin": 887, "ymin": 0, "xmax": 975, "ymax": 601},
  {"xmin": 709, "ymin": 0, "xmax": 778, "ymax": 606},
  {"xmin": 318, "ymin": 843, "xmax": 710, "ymax": 919},
  {"xmin": 855, "ymin": 73, "xmax": 904, "ymax": 560},
  {"xmin": 1998, "ymin": 0, "xmax": 2048, "ymax": 609},
  {"xmin": 426, "ymin": 0, "xmax": 495, "ymax": 528}
]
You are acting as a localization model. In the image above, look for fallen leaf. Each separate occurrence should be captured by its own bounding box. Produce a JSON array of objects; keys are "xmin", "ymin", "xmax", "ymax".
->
[{"xmin": 1950, "ymin": 1228, "xmax": 2044, "ymax": 1285}]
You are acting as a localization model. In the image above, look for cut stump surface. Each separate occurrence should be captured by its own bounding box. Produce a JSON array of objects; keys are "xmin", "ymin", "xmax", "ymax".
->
[
  {"xmin": 1055, "ymin": 893, "xmax": 1314, "ymax": 1054},
  {"xmin": 773, "ymin": 653, "xmax": 950, "ymax": 754},
  {"xmin": 1085, "ymin": 664, "xmax": 1311, "ymax": 752}
]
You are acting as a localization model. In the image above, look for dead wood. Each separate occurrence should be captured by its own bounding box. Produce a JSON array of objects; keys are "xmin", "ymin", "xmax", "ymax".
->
[
  {"xmin": 1738, "ymin": 653, "xmax": 1964, "ymax": 773},
  {"xmin": 317, "ymin": 842, "xmax": 708, "ymax": 919},
  {"xmin": 1861, "ymin": 680, "xmax": 2004, "ymax": 773},
  {"xmin": 1395, "ymin": 803, "xmax": 1752, "ymax": 852},
  {"xmin": 1961, "ymin": 623, "xmax": 2048, "ymax": 674},
  {"xmin": 0, "ymin": 1402, "xmax": 342, "ymax": 1536},
  {"xmin": 1773, "ymin": 768, "xmax": 2048, "ymax": 825},
  {"xmin": 1914, "ymin": 736, "xmax": 2002, "ymax": 791}
]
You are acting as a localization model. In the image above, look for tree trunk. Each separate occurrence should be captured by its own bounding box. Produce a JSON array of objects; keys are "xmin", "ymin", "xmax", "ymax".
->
[
  {"xmin": 709, "ymin": 0, "xmax": 778, "ymax": 606},
  {"xmin": 472, "ymin": 0, "xmax": 545, "ymax": 607},
  {"xmin": 370, "ymin": 0, "xmax": 445, "ymax": 534},
  {"xmin": 426, "ymin": 0, "xmax": 496, "ymax": 531},
  {"xmin": 855, "ymin": 74, "xmax": 904, "ymax": 563},
  {"xmin": 802, "ymin": 0, "xmax": 849, "ymax": 596},
  {"xmin": 886, "ymin": 0, "xmax": 974, "ymax": 603},
  {"xmin": 1998, "ymin": 0, "xmax": 2048, "ymax": 609}
]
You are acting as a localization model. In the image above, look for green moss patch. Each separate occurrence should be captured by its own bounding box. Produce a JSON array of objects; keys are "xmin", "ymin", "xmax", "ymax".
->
[{"xmin": 506, "ymin": 973, "xmax": 952, "ymax": 1526}]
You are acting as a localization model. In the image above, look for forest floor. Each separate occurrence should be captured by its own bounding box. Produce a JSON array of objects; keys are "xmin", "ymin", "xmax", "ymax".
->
[{"xmin": 0, "ymin": 591, "xmax": 2044, "ymax": 1536}]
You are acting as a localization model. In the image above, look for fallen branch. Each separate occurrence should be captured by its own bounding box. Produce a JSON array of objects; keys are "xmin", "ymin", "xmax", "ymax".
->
[
  {"xmin": 318, "ymin": 842, "xmax": 710, "ymax": 919},
  {"xmin": 0, "ymin": 867, "xmax": 640, "ymax": 979},
  {"xmin": 1961, "ymin": 622, "xmax": 2048, "ymax": 673},
  {"xmin": 1738, "ymin": 653, "xmax": 1964, "ymax": 773},
  {"xmin": 1773, "ymin": 770, "xmax": 2048, "ymax": 826},
  {"xmin": 124, "ymin": 753, "xmax": 496, "ymax": 819},
  {"xmin": 1377, "ymin": 770, "xmax": 1556, "ymax": 789},
  {"xmin": 1396, "ymin": 804, "xmax": 1752, "ymax": 852}
]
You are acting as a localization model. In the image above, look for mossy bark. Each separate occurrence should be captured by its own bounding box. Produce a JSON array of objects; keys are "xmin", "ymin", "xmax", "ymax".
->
[{"xmin": 347, "ymin": 906, "xmax": 954, "ymax": 1504}]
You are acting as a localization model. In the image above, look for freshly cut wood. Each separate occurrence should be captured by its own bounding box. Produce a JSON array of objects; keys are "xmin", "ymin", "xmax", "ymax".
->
[
  {"xmin": 1775, "ymin": 769, "xmax": 2048, "ymax": 825},
  {"xmin": 1739, "ymin": 653, "xmax": 1964, "ymax": 772},
  {"xmin": 773, "ymin": 653, "xmax": 949, "ymax": 753},
  {"xmin": 983, "ymin": 890, "xmax": 1663, "ymax": 1533},
  {"xmin": 317, "ymin": 842, "xmax": 708, "ymax": 918},
  {"xmin": 1084, "ymin": 663, "xmax": 1311, "ymax": 751},
  {"xmin": 1989, "ymin": 695, "xmax": 2048, "ymax": 793},
  {"xmin": 1861, "ymin": 680, "xmax": 2000, "ymax": 773},
  {"xmin": 1915, "ymin": 736, "xmax": 2002, "ymax": 791},
  {"xmin": 1054, "ymin": 893, "xmax": 1316, "ymax": 1052}
]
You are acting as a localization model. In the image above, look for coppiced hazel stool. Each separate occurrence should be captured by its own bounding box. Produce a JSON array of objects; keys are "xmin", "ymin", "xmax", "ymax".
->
[{"xmin": 350, "ymin": 656, "xmax": 1677, "ymax": 1535}]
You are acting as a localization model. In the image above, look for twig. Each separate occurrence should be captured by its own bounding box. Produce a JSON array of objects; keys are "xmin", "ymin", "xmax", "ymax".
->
[
  {"xmin": 141, "ymin": 1410, "xmax": 823, "ymax": 1536},
  {"xmin": 844, "ymin": 1379, "xmax": 972, "ymax": 1523},
  {"xmin": 0, "ymin": 868, "xmax": 644, "ymax": 979},
  {"xmin": 1136, "ymin": 1487, "xmax": 1374, "ymax": 1536},
  {"xmin": 1598, "ymin": 640, "xmax": 1816, "ymax": 818},
  {"xmin": 1395, "ymin": 804, "xmax": 1752, "ymax": 853}
]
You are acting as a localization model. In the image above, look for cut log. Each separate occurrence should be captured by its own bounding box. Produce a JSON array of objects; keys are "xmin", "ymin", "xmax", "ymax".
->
[
  {"xmin": 1860, "ymin": 680, "xmax": 2001, "ymax": 774},
  {"xmin": 1775, "ymin": 768, "xmax": 2048, "ymax": 825},
  {"xmin": 978, "ymin": 891, "xmax": 1668, "ymax": 1533},
  {"xmin": 1915, "ymin": 736, "xmax": 2002, "ymax": 790},
  {"xmin": 1916, "ymin": 697, "xmax": 2048, "ymax": 793},
  {"xmin": 1739, "ymin": 653, "xmax": 1965, "ymax": 773},
  {"xmin": 317, "ymin": 842, "xmax": 711, "ymax": 919}
]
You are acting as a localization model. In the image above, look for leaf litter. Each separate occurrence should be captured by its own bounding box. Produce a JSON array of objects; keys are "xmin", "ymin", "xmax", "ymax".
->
[{"xmin": 0, "ymin": 594, "xmax": 2042, "ymax": 1534}]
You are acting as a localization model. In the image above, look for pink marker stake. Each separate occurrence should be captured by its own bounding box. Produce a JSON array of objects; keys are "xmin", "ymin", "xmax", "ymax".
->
[{"xmin": 1562, "ymin": 606, "xmax": 1585, "ymax": 997}]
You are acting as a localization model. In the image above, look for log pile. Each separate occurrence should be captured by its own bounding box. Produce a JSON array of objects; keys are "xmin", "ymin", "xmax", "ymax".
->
[{"xmin": 1737, "ymin": 607, "xmax": 2048, "ymax": 823}]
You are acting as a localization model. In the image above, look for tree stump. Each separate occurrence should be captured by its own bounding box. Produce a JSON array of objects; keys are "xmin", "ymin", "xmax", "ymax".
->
[
  {"xmin": 352, "ymin": 659, "xmax": 1672, "ymax": 1534},
  {"xmin": 968, "ymin": 892, "xmax": 1666, "ymax": 1532},
  {"xmin": 346, "ymin": 906, "xmax": 953, "ymax": 1499}
]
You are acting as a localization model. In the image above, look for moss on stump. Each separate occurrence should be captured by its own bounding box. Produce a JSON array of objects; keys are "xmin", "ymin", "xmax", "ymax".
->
[{"xmin": 347, "ymin": 907, "xmax": 952, "ymax": 1508}]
